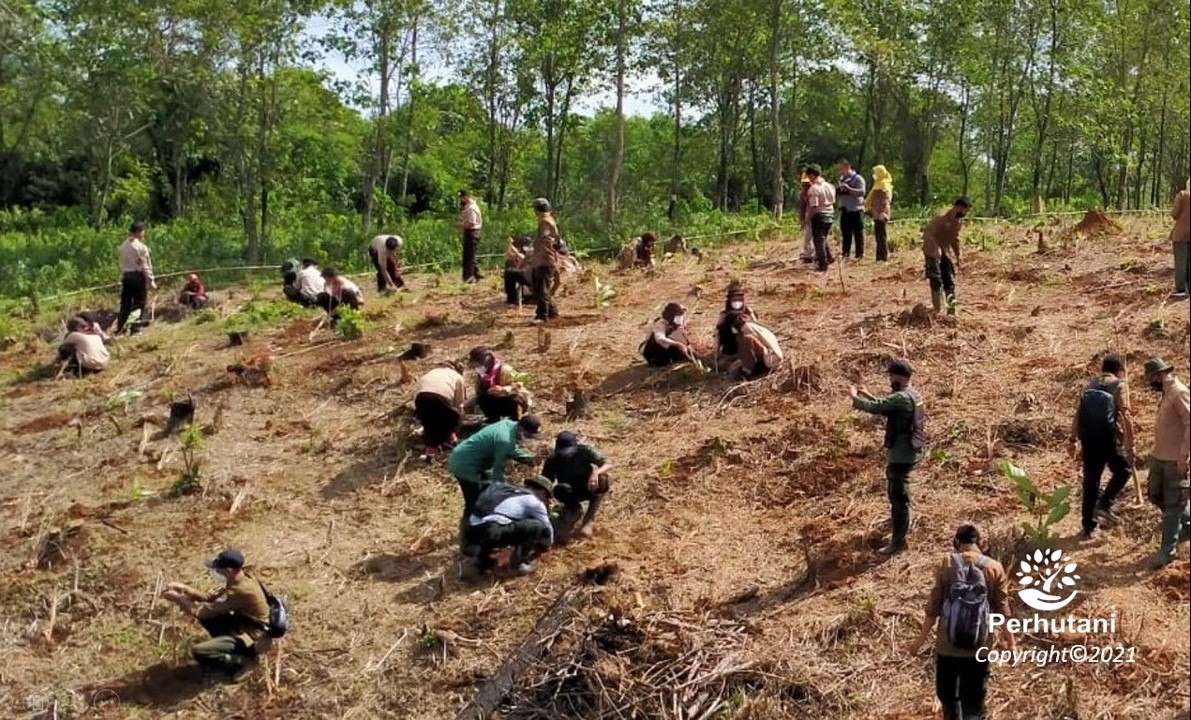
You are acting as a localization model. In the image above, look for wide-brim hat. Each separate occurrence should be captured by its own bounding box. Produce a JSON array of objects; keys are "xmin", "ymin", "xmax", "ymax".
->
[{"xmin": 1144, "ymin": 357, "xmax": 1173, "ymax": 378}]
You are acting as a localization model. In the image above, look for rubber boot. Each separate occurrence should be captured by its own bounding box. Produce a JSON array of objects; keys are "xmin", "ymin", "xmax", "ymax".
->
[
  {"xmin": 879, "ymin": 506, "xmax": 910, "ymax": 555},
  {"xmin": 555, "ymin": 507, "xmax": 582, "ymax": 544},
  {"xmin": 930, "ymin": 290, "xmax": 943, "ymax": 313}
]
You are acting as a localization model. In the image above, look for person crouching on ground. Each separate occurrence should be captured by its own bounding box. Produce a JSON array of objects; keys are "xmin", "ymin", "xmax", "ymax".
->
[
  {"xmin": 641, "ymin": 302, "xmax": 694, "ymax": 367},
  {"xmin": 468, "ymin": 345, "xmax": 532, "ymax": 422},
  {"xmin": 504, "ymin": 236, "xmax": 534, "ymax": 305},
  {"xmin": 543, "ymin": 431, "xmax": 611, "ymax": 542},
  {"xmin": 317, "ymin": 267, "xmax": 364, "ymax": 320},
  {"xmin": 727, "ymin": 315, "xmax": 783, "ymax": 379},
  {"xmin": 162, "ymin": 548, "xmax": 269, "ymax": 684},
  {"xmin": 908, "ymin": 523, "xmax": 1016, "ymax": 720},
  {"xmin": 449, "ymin": 415, "xmax": 544, "ymax": 544},
  {"xmin": 58, "ymin": 317, "xmax": 110, "ymax": 376},
  {"xmin": 179, "ymin": 273, "xmax": 208, "ymax": 310},
  {"xmin": 368, "ymin": 234, "xmax": 405, "ymax": 293},
  {"xmin": 463, "ymin": 476, "xmax": 554, "ymax": 575},
  {"xmin": 715, "ymin": 282, "xmax": 759, "ymax": 358},
  {"xmin": 284, "ymin": 258, "xmax": 324, "ymax": 307},
  {"xmin": 414, "ymin": 361, "xmax": 467, "ymax": 457}
]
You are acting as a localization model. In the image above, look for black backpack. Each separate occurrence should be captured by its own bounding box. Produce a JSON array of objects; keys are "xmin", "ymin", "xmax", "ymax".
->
[
  {"xmin": 1076, "ymin": 379, "xmax": 1119, "ymax": 444},
  {"xmin": 942, "ymin": 554, "xmax": 991, "ymax": 649},
  {"xmin": 886, "ymin": 388, "xmax": 928, "ymax": 451},
  {"xmin": 257, "ymin": 580, "xmax": 290, "ymax": 639}
]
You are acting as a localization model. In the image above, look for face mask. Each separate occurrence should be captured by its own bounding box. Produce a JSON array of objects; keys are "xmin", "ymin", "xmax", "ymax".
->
[
  {"xmin": 891, "ymin": 381, "xmax": 905, "ymax": 391},
  {"xmin": 673, "ymin": 315, "xmax": 686, "ymax": 326},
  {"xmin": 474, "ymin": 367, "xmax": 486, "ymax": 377},
  {"xmin": 208, "ymin": 567, "xmax": 226, "ymax": 583},
  {"xmin": 730, "ymin": 301, "xmax": 744, "ymax": 310}
]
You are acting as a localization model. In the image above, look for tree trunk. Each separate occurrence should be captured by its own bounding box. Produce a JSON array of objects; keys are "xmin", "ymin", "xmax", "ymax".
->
[
  {"xmin": 604, "ymin": 0, "xmax": 627, "ymax": 226},
  {"xmin": 767, "ymin": 0, "xmax": 783, "ymax": 220},
  {"xmin": 398, "ymin": 18, "xmax": 419, "ymax": 207}
]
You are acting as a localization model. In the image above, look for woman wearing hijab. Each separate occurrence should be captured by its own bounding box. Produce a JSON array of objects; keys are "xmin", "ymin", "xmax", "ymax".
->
[
  {"xmin": 865, "ymin": 165, "xmax": 894, "ymax": 262},
  {"xmin": 467, "ymin": 346, "xmax": 532, "ymax": 422},
  {"xmin": 715, "ymin": 281, "xmax": 759, "ymax": 358},
  {"xmin": 641, "ymin": 302, "xmax": 694, "ymax": 367}
]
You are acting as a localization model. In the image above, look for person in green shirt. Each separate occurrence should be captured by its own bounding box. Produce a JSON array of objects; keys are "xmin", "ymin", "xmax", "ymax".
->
[
  {"xmin": 447, "ymin": 416, "xmax": 544, "ymax": 534},
  {"xmin": 541, "ymin": 431, "xmax": 612, "ymax": 542},
  {"xmin": 849, "ymin": 359, "xmax": 926, "ymax": 555}
]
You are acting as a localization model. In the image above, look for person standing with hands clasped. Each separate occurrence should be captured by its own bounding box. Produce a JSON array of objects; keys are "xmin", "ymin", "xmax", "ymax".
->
[
  {"xmin": 836, "ymin": 158, "xmax": 866, "ymax": 260},
  {"xmin": 908, "ymin": 523, "xmax": 1016, "ymax": 720},
  {"xmin": 849, "ymin": 359, "xmax": 926, "ymax": 554},
  {"xmin": 457, "ymin": 189, "xmax": 483, "ymax": 283},
  {"xmin": 529, "ymin": 198, "xmax": 561, "ymax": 323},
  {"xmin": 115, "ymin": 221, "xmax": 155, "ymax": 335},
  {"xmin": 865, "ymin": 165, "xmax": 893, "ymax": 262}
]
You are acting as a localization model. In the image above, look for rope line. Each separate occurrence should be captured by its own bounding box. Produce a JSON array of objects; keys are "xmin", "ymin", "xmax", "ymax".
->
[{"xmin": 24, "ymin": 207, "xmax": 1169, "ymax": 308}]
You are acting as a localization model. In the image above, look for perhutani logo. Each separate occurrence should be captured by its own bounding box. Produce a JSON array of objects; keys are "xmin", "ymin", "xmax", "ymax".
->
[{"xmin": 1015, "ymin": 548, "xmax": 1080, "ymax": 612}]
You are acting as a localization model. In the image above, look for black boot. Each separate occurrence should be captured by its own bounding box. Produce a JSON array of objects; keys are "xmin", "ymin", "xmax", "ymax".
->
[{"xmin": 879, "ymin": 506, "xmax": 910, "ymax": 555}]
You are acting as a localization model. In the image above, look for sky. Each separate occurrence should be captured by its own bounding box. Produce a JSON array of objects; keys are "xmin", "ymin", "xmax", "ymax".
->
[{"xmin": 305, "ymin": 19, "xmax": 665, "ymax": 118}]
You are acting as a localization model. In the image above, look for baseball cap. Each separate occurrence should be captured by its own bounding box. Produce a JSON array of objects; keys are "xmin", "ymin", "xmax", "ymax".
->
[
  {"xmin": 887, "ymin": 359, "xmax": 914, "ymax": 377},
  {"xmin": 205, "ymin": 548, "xmax": 245, "ymax": 570},
  {"xmin": 518, "ymin": 415, "xmax": 543, "ymax": 439},
  {"xmin": 555, "ymin": 431, "xmax": 579, "ymax": 456}
]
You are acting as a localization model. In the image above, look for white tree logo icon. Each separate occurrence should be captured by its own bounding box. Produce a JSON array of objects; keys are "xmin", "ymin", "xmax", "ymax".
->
[{"xmin": 1016, "ymin": 548, "xmax": 1080, "ymax": 611}]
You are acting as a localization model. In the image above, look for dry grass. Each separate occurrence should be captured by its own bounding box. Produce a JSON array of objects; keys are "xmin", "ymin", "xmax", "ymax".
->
[{"xmin": 0, "ymin": 216, "xmax": 1188, "ymax": 719}]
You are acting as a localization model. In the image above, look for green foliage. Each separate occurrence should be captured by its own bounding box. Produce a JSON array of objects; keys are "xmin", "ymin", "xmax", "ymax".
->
[
  {"xmin": 171, "ymin": 423, "xmax": 204, "ymax": 498},
  {"xmin": 224, "ymin": 298, "xmax": 304, "ymax": 332},
  {"xmin": 334, "ymin": 306, "xmax": 367, "ymax": 340},
  {"xmin": 1000, "ymin": 460, "xmax": 1071, "ymax": 544},
  {"xmin": 592, "ymin": 276, "xmax": 617, "ymax": 309},
  {"xmin": 191, "ymin": 308, "xmax": 218, "ymax": 325},
  {"xmin": 106, "ymin": 388, "xmax": 145, "ymax": 411}
]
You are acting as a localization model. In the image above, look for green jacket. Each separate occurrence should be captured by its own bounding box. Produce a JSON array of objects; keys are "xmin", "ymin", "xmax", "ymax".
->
[
  {"xmin": 852, "ymin": 391, "xmax": 922, "ymax": 464},
  {"xmin": 542, "ymin": 445, "xmax": 607, "ymax": 488},
  {"xmin": 447, "ymin": 419, "xmax": 536, "ymax": 483}
]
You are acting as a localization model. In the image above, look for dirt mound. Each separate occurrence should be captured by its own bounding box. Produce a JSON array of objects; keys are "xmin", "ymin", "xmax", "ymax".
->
[
  {"xmin": 896, "ymin": 303, "xmax": 934, "ymax": 327},
  {"xmin": 1073, "ymin": 208, "xmax": 1122, "ymax": 237}
]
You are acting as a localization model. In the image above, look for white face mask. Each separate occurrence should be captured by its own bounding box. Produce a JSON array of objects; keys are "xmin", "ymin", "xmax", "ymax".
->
[
  {"xmin": 730, "ymin": 301, "xmax": 744, "ymax": 310},
  {"xmin": 673, "ymin": 315, "xmax": 686, "ymax": 326},
  {"xmin": 474, "ymin": 367, "xmax": 486, "ymax": 377}
]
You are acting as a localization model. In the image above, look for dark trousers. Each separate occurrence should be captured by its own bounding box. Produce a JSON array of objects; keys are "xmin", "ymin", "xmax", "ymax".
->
[
  {"xmin": 463, "ymin": 518, "xmax": 550, "ymax": 566},
  {"xmin": 415, "ymin": 392, "xmax": 460, "ymax": 447},
  {"xmin": 874, "ymin": 219, "xmax": 889, "ymax": 261},
  {"xmin": 1080, "ymin": 442, "xmax": 1131, "ymax": 532},
  {"xmin": 925, "ymin": 256, "xmax": 957, "ymax": 302},
  {"xmin": 504, "ymin": 267, "xmax": 532, "ymax": 304},
  {"xmin": 455, "ymin": 474, "xmax": 490, "ymax": 544},
  {"xmin": 840, "ymin": 209, "xmax": 864, "ymax": 258},
  {"xmin": 887, "ymin": 462, "xmax": 915, "ymax": 544},
  {"xmin": 643, "ymin": 340, "xmax": 687, "ymax": 367},
  {"xmin": 532, "ymin": 265, "xmax": 557, "ymax": 320},
  {"xmin": 369, "ymin": 248, "xmax": 404, "ymax": 292},
  {"xmin": 284, "ymin": 285, "xmax": 318, "ymax": 308},
  {"xmin": 935, "ymin": 655, "xmax": 989, "ymax": 720},
  {"xmin": 116, "ymin": 271, "xmax": 148, "ymax": 333},
  {"xmin": 316, "ymin": 291, "xmax": 362, "ymax": 315},
  {"xmin": 179, "ymin": 291, "xmax": 207, "ymax": 310},
  {"xmin": 811, "ymin": 215, "xmax": 834, "ymax": 271},
  {"xmin": 192, "ymin": 635, "xmax": 254, "ymax": 674},
  {"xmin": 716, "ymin": 321, "xmax": 739, "ymax": 356},
  {"xmin": 477, "ymin": 393, "xmax": 526, "ymax": 422},
  {"xmin": 462, "ymin": 229, "xmax": 481, "ymax": 281}
]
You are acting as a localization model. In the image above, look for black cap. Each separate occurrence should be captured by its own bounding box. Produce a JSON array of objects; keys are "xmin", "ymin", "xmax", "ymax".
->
[
  {"xmin": 805, "ymin": 163, "xmax": 822, "ymax": 176},
  {"xmin": 205, "ymin": 548, "xmax": 245, "ymax": 570},
  {"xmin": 887, "ymin": 359, "xmax": 914, "ymax": 377},
  {"xmin": 555, "ymin": 430, "xmax": 579, "ymax": 455},
  {"xmin": 518, "ymin": 415, "xmax": 543, "ymax": 439}
]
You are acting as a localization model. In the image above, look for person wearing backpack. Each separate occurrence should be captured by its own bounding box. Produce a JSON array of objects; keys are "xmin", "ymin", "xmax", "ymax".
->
[
  {"xmin": 162, "ymin": 548, "xmax": 270, "ymax": 683},
  {"xmin": 909, "ymin": 523, "xmax": 1016, "ymax": 720},
  {"xmin": 1067, "ymin": 354, "xmax": 1136, "ymax": 538},
  {"xmin": 850, "ymin": 358, "xmax": 926, "ymax": 554}
]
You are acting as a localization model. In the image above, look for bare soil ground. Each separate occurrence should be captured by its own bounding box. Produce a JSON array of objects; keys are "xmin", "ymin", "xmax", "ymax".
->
[{"xmin": 0, "ymin": 216, "xmax": 1188, "ymax": 720}]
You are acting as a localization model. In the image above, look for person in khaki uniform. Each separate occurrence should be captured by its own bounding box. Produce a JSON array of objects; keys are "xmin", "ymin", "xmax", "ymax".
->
[
  {"xmin": 529, "ymin": 197, "xmax": 561, "ymax": 323},
  {"xmin": 909, "ymin": 523, "xmax": 1016, "ymax": 720},
  {"xmin": 1142, "ymin": 358, "xmax": 1191, "ymax": 568},
  {"xmin": 1170, "ymin": 180, "xmax": 1190, "ymax": 299},
  {"xmin": 163, "ymin": 549, "xmax": 269, "ymax": 682}
]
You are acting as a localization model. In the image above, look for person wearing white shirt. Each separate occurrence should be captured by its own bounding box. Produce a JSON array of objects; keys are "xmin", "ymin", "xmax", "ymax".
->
[
  {"xmin": 804, "ymin": 164, "xmax": 837, "ymax": 271},
  {"xmin": 317, "ymin": 268, "xmax": 364, "ymax": 321},
  {"xmin": 58, "ymin": 317, "xmax": 110, "ymax": 375},
  {"xmin": 456, "ymin": 189, "xmax": 483, "ymax": 282},
  {"xmin": 115, "ymin": 221, "xmax": 155, "ymax": 334},
  {"xmin": 368, "ymin": 234, "xmax": 405, "ymax": 292},
  {"xmin": 289, "ymin": 259, "xmax": 325, "ymax": 306},
  {"xmin": 463, "ymin": 477, "xmax": 554, "ymax": 574},
  {"xmin": 726, "ymin": 316, "xmax": 783, "ymax": 379}
]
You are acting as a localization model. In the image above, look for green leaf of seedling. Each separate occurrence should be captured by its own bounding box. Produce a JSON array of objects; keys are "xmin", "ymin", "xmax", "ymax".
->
[
  {"xmin": 1048, "ymin": 485, "xmax": 1072, "ymax": 507},
  {"xmin": 1045, "ymin": 502, "xmax": 1070, "ymax": 528}
]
